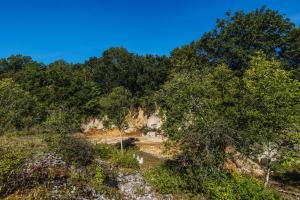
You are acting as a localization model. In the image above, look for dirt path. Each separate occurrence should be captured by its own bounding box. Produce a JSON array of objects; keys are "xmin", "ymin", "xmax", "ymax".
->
[{"xmin": 83, "ymin": 128, "xmax": 170, "ymax": 158}]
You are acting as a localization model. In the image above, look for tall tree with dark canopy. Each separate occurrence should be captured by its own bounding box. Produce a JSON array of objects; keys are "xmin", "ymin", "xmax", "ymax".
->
[{"xmin": 172, "ymin": 7, "xmax": 295, "ymax": 73}]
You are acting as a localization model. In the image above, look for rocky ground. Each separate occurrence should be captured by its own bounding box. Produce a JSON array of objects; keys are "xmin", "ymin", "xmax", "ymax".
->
[{"xmin": 2, "ymin": 152, "xmax": 172, "ymax": 200}]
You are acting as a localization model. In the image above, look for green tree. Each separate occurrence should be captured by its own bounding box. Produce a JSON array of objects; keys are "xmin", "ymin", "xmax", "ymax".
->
[
  {"xmin": 281, "ymin": 27, "xmax": 300, "ymax": 79},
  {"xmin": 91, "ymin": 47, "xmax": 170, "ymax": 100},
  {"xmin": 42, "ymin": 105, "xmax": 79, "ymax": 135},
  {"xmin": 14, "ymin": 62, "xmax": 47, "ymax": 100},
  {"xmin": 170, "ymin": 42, "xmax": 204, "ymax": 73},
  {"xmin": 44, "ymin": 60, "xmax": 74, "ymax": 106},
  {"xmin": 172, "ymin": 7, "xmax": 294, "ymax": 73},
  {"xmin": 240, "ymin": 53, "xmax": 300, "ymax": 186},
  {"xmin": 0, "ymin": 55, "xmax": 33, "ymax": 75},
  {"xmin": 99, "ymin": 86, "xmax": 132, "ymax": 153},
  {"xmin": 0, "ymin": 78, "xmax": 37, "ymax": 134},
  {"xmin": 157, "ymin": 65, "xmax": 238, "ymax": 168}
]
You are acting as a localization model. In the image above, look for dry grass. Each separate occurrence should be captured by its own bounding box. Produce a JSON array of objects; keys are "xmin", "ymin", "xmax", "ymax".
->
[{"xmin": 0, "ymin": 133, "xmax": 47, "ymax": 154}]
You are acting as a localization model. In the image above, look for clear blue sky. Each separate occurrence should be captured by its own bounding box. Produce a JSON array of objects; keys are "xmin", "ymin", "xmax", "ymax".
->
[{"xmin": 0, "ymin": 0, "xmax": 299, "ymax": 64}]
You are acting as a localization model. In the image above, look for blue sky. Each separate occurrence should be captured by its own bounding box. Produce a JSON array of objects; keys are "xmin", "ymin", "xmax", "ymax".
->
[{"xmin": 0, "ymin": 0, "xmax": 299, "ymax": 64}]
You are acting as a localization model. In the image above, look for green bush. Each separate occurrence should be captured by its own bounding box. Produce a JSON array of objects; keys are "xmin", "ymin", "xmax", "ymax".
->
[
  {"xmin": 273, "ymin": 158, "xmax": 300, "ymax": 186},
  {"xmin": 0, "ymin": 148, "xmax": 27, "ymax": 181},
  {"xmin": 0, "ymin": 78, "xmax": 38, "ymax": 135},
  {"xmin": 87, "ymin": 165, "xmax": 106, "ymax": 192},
  {"xmin": 48, "ymin": 135, "xmax": 95, "ymax": 167},
  {"xmin": 42, "ymin": 106, "xmax": 80, "ymax": 135},
  {"xmin": 95, "ymin": 143, "xmax": 139, "ymax": 170},
  {"xmin": 144, "ymin": 165, "xmax": 279, "ymax": 199},
  {"xmin": 204, "ymin": 172, "xmax": 280, "ymax": 200},
  {"xmin": 144, "ymin": 166, "xmax": 186, "ymax": 194},
  {"xmin": 0, "ymin": 147, "xmax": 29, "ymax": 197},
  {"xmin": 110, "ymin": 150, "xmax": 139, "ymax": 170},
  {"xmin": 95, "ymin": 143, "xmax": 118, "ymax": 160}
]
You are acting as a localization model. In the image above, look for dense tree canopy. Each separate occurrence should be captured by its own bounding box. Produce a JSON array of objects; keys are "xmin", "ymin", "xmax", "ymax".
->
[
  {"xmin": 171, "ymin": 7, "xmax": 296, "ymax": 73},
  {"xmin": 91, "ymin": 48, "xmax": 170, "ymax": 99},
  {"xmin": 0, "ymin": 55, "xmax": 34, "ymax": 74}
]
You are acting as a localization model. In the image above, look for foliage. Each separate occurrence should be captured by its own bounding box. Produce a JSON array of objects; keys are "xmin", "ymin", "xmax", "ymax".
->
[
  {"xmin": 99, "ymin": 86, "xmax": 132, "ymax": 129},
  {"xmin": 91, "ymin": 48, "xmax": 170, "ymax": 98},
  {"xmin": 95, "ymin": 143, "xmax": 139, "ymax": 170},
  {"xmin": 239, "ymin": 53, "xmax": 300, "ymax": 185},
  {"xmin": 4, "ymin": 185, "xmax": 52, "ymax": 200},
  {"xmin": 145, "ymin": 164, "xmax": 279, "ymax": 199},
  {"xmin": 110, "ymin": 149, "xmax": 139, "ymax": 170},
  {"xmin": 144, "ymin": 165, "xmax": 185, "ymax": 194},
  {"xmin": 48, "ymin": 135, "xmax": 95, "ymax": 167},
  {"xmin": 42, "ymin": 106, "xmax": 80, "ymax": 135},
  {"xmin": 157, "ymin": 65, "xmax": 239, "ymax": 167},
  {"xmin": 273, "ymin": 163, "xmax": 300, "ymax": 186},
  {"xmin": 0, "ymin": 147, "xmax": 30, "ymax": 197},
  {"xmin": 0, "ymin": 55, "xmax": 34, "ymax": 74},
  {"xmin": 95, "ymin": 143, "xmax": 119, "ymax": 160},
  {"xmin": 281, "ymin": 27, "xmax": 300, "ymax": 78},
  {"xmin": 204, "ymin": 172, "xmax": 279, "ymax": 200},
  {"xmin": 172, "ymin": 7, "xmax": 295, "ymax": 73},
  {"xmin": 0, "ymin": 148, "xmax": 28, "ymax": 183},
  {"xmin": 272, "ymin": 132, "xmax": 300, "ymax": 186},
  {"xmin": 92, "ymin": 166, "xmax": 106, "ymax": 186},
  {"xmin": 0, "ymin": 78, "xmax": 38, "ymax": 134}
]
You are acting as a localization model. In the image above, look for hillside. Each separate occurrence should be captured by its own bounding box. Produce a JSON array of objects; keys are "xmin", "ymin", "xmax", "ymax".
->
[{"xmin": 0, "ymin": 6, "xmax": 300, "ymax": 200}]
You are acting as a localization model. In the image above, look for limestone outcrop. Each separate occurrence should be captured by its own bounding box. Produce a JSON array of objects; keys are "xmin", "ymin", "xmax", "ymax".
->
[{"xmin": 82, "ymin": 108, "xmax": 163, "ymax": 138}]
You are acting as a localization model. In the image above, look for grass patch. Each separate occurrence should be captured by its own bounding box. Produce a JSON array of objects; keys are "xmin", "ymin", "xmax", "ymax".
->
[{"xmin": 95, "ymin": 143, "xmax": 139, "ymax": 171}]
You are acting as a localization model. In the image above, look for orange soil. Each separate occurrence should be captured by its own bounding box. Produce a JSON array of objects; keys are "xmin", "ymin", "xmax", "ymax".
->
[{"xmin": 84, "ymin": 128, "xmax": 170, "ymax": 158}]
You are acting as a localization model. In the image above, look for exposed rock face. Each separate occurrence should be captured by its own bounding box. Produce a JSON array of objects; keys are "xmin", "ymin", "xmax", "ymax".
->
[
  {"xmin": 224, "ymin": 146, "xmax": 264, "ymax": 177},
  {"xmin": 116, "ymin": 171, "xmax": 172, "ymax": 200},
  {"xmin": 147, "ymin": 113, "xmax": 162, "ymax": 130},
  {"xmin": 126, "ymin": 108, "xmax": 148, "ymax": 131},
  {"xmin": 117, "ymin": 172, "xmax": 159, "ymax": 200},
  {"xmin": 82, "ymin": 108, "xmax": 163, "ymax": 138},
  {"xmin": 95, "ymin": 159, "xmax": 172, "ymax": 200},
  {"xmin": 234, "ymin": 154, "xmax": 265, "ymax": 177},
  {"xmin": 81, "ymin": 118, "xmax": 104, "ymax": 132},
  {"xmin": 5, "ymin": 153, "xmax": 109, "ymax": 200}
]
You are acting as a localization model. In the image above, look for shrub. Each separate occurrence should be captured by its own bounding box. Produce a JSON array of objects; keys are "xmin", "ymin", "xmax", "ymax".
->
[
  {"xmin": 110, "ymin": 150, "xmax": 139, "ymax": 170},
  {"xmin": 42, "ymin": 106, "xmax": 80, "ymax": 135},
  {"xmin": 89, "ymin": 165, "xmax": 106, "ymax": 190},
  {"xmin": 94, "ymin": 166, "xmax": 105, "ymax": 184},
  {"xmin": 95, "ymin": 143, "xmax": 139, "ymax": 170},
  {"xmin": 110, "ymin": 151, "xmax": 139, "ymax": 170},
  {"xmin": 273, "ymin": 158, "xmax": 300, "ymax": 186},
  {"xmin": 204, "ymin": 172, "xmax": 280, "ymax": 200},
  {"xmin": 0, "ymin": 147, "xmax": 29, "ymax": 197},
  {"xmin": 48, "ymin": 135, "xmax": 95, "ymax": 167},
  {"xmin": 144, "ymin": 164, "xmax": 279, "ymax": 199},
  {"xmin": 144, "ymin": 165, "xmax": 186, "ymax": 194},
  {"xmin": 95, "ymin": 143, "xmax": 118, "ymax": 160},
  {"xmin": 0, "ymin": 78, "xmax": 37, "ymax": 135}
]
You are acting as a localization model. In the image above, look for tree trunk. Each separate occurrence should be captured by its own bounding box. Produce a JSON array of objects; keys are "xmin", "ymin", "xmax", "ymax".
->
[
  {"xmin": 264, "ymin": 142, "xmax": 271, "ymax": 187},
  {"xmin": 264, "ymin": 166, "xmax": 270, "ymax": 187},
  {"xmin": 120, "ymin": 130, "xmax": 123, "ymax": 154}
]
